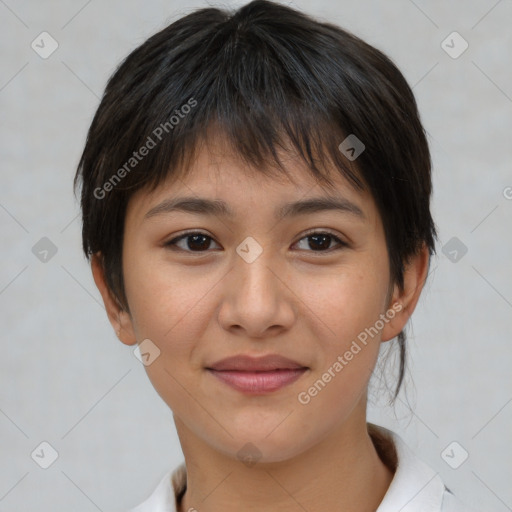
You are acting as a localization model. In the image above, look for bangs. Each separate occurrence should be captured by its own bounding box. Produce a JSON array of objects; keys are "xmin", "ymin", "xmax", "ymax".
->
[{"xmin": 89, "ymin": 8, "xmax": 371, "ymax": 200}]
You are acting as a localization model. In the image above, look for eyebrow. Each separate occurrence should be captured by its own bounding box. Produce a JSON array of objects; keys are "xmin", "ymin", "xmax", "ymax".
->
[{"xmin": 144, "ymin": 195, "xmax": 365, "ymax": 221}]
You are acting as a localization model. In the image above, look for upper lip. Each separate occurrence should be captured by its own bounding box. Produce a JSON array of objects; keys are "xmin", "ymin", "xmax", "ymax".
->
[{"xmin": 207, "ymin": 354, "xmax": 307, "ymax": 372}]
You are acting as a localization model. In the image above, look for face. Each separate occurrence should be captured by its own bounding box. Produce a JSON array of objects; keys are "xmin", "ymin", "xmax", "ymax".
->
[{"xmin": 94, "ymin": 137, "xmax": 419, "ymax": 464}]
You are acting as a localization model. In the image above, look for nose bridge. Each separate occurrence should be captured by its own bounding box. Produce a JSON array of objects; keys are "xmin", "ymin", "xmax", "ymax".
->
[
  {"xmin": 234, "ymin": 236, "xmax": 280, "ymax": 307},
  {"xmin": 219, "ymin": 236, "xmax": 294, "ymax": 335}
]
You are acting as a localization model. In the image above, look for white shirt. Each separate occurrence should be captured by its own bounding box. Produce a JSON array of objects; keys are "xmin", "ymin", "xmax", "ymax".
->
[{"xmin": 127, "ymin": 425, "xmax": 475, "ymax": 512}]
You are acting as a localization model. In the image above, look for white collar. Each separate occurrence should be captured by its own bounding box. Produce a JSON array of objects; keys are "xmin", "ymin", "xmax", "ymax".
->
[{"xmin": 373, "ymin": 425, "xmax": 446, "ymax": 511}]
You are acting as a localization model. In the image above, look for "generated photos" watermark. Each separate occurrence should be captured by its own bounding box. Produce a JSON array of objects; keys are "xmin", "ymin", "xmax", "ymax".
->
[
  {"xmin": 93, "ymin": 97, "xmax": 198, "ymax": 200},
  {"xmin": 297, "ymin": 302, "xmax": 402, "ymax": 405}
]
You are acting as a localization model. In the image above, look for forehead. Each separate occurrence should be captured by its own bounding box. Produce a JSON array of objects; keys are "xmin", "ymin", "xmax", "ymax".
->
[{"xmin": 125, "ymin": 134, "xmax": 377, "ymax": 226}]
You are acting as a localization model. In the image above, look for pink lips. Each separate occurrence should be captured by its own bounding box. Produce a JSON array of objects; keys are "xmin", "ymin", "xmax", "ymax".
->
[{"xmin": 206, "ymin": 354, "xmax": 308, "ymax": 394}]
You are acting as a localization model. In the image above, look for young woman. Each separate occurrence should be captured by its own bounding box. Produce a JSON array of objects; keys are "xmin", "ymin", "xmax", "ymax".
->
[{"xmin": 74, "ymin": 1, "xmax": 475, "ymax": 510}]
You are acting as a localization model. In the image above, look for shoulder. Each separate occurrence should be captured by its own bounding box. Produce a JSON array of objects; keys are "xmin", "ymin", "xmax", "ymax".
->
[
  {"xmin": 122, "ymin": 464, "xmax": 185, "ymax": 512},
  {"xmin": 369, "ymin": 424, "xmax": 477, "ymax": 512}
]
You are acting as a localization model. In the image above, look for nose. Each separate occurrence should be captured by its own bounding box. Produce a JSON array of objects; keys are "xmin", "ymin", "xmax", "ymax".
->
[{"xmin": 217, "ymin": 245, "xmax": 296, "ymax": 339}]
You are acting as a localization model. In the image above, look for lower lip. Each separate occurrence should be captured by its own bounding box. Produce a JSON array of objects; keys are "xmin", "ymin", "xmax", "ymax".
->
[{"xmin": 207, "ymin": 368, "xmax": 307, "ymax": 394}]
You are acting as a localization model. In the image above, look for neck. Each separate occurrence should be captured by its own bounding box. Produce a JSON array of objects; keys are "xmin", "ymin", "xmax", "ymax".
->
[{"xmin": 174, "ymin": 414, "xmax": 394, "ymax": 512}]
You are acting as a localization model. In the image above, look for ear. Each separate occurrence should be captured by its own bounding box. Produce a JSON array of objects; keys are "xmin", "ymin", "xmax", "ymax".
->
[
  {"xmin": 381, "ymin": 244, "xmax": 430, "ymax": 342},
  {"xmin": 91, "ymin": 252, "xmax": 137, "ymax": 346}
]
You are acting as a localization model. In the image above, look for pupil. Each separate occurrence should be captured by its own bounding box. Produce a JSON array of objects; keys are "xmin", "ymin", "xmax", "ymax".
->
[
  {"xmin": 309, "ymin": 234, "xmax": 330, "ymax": 251},
  {"xmin": 188, "ymin": 234, "xmax": 209, "ymax": 251}
]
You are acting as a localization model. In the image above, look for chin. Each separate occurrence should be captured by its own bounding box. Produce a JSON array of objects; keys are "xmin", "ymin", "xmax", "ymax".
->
[{"xmin": 212, "ymin": 428, "xmax": 316, "ymax": 467}]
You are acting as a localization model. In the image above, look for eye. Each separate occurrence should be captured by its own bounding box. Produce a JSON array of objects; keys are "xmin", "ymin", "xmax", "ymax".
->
[
  {"xmin": 164, "ymin": 231, "xmax": 220, "ymax": 252},
  {"xmin": 293, "ymin": 230, "xmax": 348, "ymax": 252},
  {"xmin": 164, "ymin": 230, "xmax": 347, "ymax": 253}
]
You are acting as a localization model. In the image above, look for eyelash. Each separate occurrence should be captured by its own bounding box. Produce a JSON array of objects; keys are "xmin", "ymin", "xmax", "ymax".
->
[{"xmin": 163, "ymin": 229, "xmax": 348, "ymax": 254}]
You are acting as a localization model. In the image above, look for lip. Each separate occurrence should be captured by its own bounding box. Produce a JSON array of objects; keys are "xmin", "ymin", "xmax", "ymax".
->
[
  {"xmin": 207, "ymin": 354, "xmax": 306, "ymax": 371},
  {"xmin": 206, "ymin": 355, "xmax": 308, "ymax": 394}
]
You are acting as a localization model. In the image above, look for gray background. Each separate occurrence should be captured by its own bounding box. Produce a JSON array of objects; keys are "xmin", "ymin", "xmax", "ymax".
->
[{"xmin": 1, "ymin": 0, "xmax": 511, "ymax": 510}]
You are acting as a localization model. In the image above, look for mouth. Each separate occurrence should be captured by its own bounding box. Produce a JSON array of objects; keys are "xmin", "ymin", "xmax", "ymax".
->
[{"xmin": 205, "ymin": 354, "xmax": 309, "ymax": 394}]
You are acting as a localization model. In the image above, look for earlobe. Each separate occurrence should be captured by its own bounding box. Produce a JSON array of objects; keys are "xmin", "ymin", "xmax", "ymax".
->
[
  {"xmin": 91, "ymin": 252, "xmax": 138, "ymax": 346},
  {"xmin": 381, "ymin": 244, "xmax": 430, "ymax": 342}
]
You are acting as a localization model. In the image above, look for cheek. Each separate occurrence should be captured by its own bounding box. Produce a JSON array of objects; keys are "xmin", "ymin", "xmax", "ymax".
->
[
  {"xmin": 294, "ymin": 257, "xmax": 390, "ymax": 391},
  {"xmin": 122, "ymin": 249, "xmax": 220, "ymax": 401},
  {"xmin": 123, "ymin": 247, "xmax": 211, "ymax": 340},
  {"xmin": 298, "ymin": 261, "xmax": 389, "ymax": 348}
]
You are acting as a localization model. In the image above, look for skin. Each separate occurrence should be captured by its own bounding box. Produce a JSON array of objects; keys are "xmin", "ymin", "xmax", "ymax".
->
[{"xmin": 92, "ymin": 135, "xmax": 429, "ymax": 512}]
